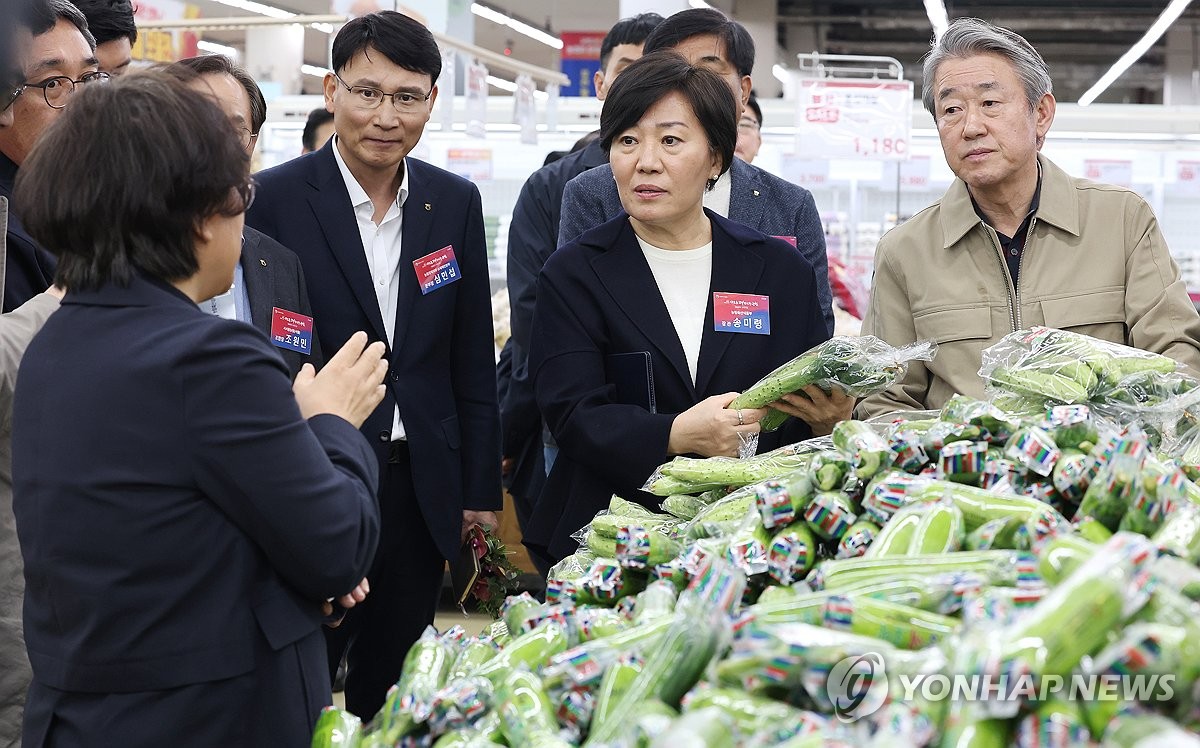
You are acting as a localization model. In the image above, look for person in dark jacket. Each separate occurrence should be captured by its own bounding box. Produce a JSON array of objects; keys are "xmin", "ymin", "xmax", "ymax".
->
[
  {"xmin": 527, "ymin": 52, "xmax": 836, "ymax": 566},
  {"xmin": 12, "ymin": 71, "xmax": 386, "ymax": 747}
]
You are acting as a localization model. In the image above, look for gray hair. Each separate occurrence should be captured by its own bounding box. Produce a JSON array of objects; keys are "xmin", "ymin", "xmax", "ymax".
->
[
  {"xmin": 27, "ymin": 0, "xmax": 97, "ymax": 51},
  {"xmin": 921, "ymin": 17, "xmax": 1051, "ymax": 115}
]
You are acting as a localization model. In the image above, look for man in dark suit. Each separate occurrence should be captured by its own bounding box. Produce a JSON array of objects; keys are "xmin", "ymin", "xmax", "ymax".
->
[
  {"xmin": 0, "ymin": 0, "xmax": 102, "ymax": 312},
  {"xmin": 171, "ymin": 55, "xmax": 323, "ymax": 377},
  {"xmin": 502, "ymin": 13, "xmax": 663, "ymax": 569},
  {"xmin": 246, "ymin": 11, "xmax": 502, "ymax": 719},
  {"xmin": 559, "ymin": 7, "xmax": 835, "ymax": 337}
]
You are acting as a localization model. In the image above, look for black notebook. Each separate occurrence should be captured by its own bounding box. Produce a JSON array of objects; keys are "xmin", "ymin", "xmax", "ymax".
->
[{"xmin": 605, "ymin": 351, "xmax": 657, "ymax": 413}]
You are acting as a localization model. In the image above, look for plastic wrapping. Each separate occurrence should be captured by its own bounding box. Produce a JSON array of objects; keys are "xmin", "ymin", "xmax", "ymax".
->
[
  {"xmin": 809, "ymin": 549, "xmax": 1038, "ymax": 591},
  {"xmin": 835, "ymin": 520, "xmax": 880, "ymax": 559},
  {"xmin": 312, "ymin": 706, "xmax": 363, "ymax": 748},
  {"xmin": 803, "ymin": 490, "xmax": 859, "ymax": 541},
  {"xmin": 646, "ymin": 447, "xmax": 813, "ymax": 493},
  {"xmin": 980, "ymin": 326, "xmax": 1184, "ymax": 409},
  {"xmin": 832, "ymin": 420, "xmax": 894, "ymax": 480},
  {"xmin": 1013, "ymin": 699, "xmax": 1091, "ymax": 748},
  {"xmin": 374, "ymin": 626, "xmax": 455, "ymax": 737},
  {"xmin": 497, "ymin": 668, "xmax": 558, "ymax": 746},
  {"xmin": 821, "ymin": 594, "xmax": 959, "ymax": 649}
]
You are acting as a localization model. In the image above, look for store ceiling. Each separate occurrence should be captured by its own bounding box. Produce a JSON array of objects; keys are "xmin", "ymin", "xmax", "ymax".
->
[{"xmin": 189, "ymin": 0, "xmax": 1200, "ymax": 103}]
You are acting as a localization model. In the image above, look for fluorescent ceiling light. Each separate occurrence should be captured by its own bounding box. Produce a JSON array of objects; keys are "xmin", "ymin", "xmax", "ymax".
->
[
  {"xmin": 486, "ymin": 74, "xmax": 548, "ymax": 100},
  {"xmin": 1079, "ymin": 0, "xmax": 1193, "ymax": 105},
  {"xmin": 689, "ymin": 0, "xmax": 713, "ymax": 8},
  {"xmin": 471, "ymin": 2, "xmax": 562, "ymax": 50},
  {"xmin": 772, "ymin": 64, "xmax": 788, "ymax": 84},
  {"xmin": 301, "ymin": 64, "xmax": 329, "ymax": 78},
  {"xmin": 197, "ymin": 39, "xmax": 238, "ymax": 57},
  {"xmin": 923, "ymin": 0, "xmax": 949, "ymax": 40},
  {"xmin": 207, "ymin": 0, "xmax": 332, "ymax": 33}
]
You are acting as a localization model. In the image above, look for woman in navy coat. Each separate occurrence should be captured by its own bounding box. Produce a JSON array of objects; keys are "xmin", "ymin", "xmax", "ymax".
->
[
  {"xmin": 11, "ymin": 72, "xmax": 387, "ymax": 745},
  {"xmin": 527, "ymin": 52, "xmax": 849, "ymax": 565}
]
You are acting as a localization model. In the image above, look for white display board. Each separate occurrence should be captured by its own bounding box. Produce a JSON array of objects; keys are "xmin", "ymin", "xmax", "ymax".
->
[{"xmin": 795, "ymin": 79, "xmax": 913, "ymax": 161}]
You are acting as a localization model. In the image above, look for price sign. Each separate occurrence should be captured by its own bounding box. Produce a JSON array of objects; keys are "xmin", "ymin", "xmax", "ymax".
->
[
  {"xmin": 796, "ymin": 79, "xmax": 913, "ymax": 161},
  {"xmin": 1178, "ymin": 160, "xmax": 1200, "ymax": 197},
  {"xmin": 781, "ymin": 156, "xmax": 830, "ymax": 187},
  {"xmin": 1083, "ymin": 159, "xmax": 1133, "ymax": 188},
  {"xmin": 883, "ymin": 155, "xmax": 931, "ymax": 188}
]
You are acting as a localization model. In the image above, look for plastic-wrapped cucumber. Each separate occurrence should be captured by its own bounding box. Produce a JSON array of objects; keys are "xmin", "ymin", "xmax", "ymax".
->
[
  {"xmin": 685, "ymin": 486, "xmax": 757, "ymax": 537},
  {"xmin": 1051, "ymin": 449, "xmax": 1090, "ymax": 502},
  {"xmin": 375, "ymin": 625, "xmax": 454, "ymax": 735},
  {"xmin": 1036, "ymin": 533, "xmax": 1098, "ymax": 585},
  {"xmin": 590, "ymin": 511, "xmax": 673, "ymax": 539},
  {"xmin": 446, "ymin": 636, "xmax": 499, "ymax": 681},
  {"xmin": 1076, "ymin": 460, "xmax": 1139, "ymax": 532},
  {"xmin": 725, "ymin": 521, "xmax": 772, "ymax": 576},
  {"xmin": 311, "ymin": 707, "xmax": 362, "ymax": 748},
  {"xmin": 644, "ymin": 473, "xmax": 728, "ymax": 497},
  {"xmin": 906, "ymin": 501, "xmax": 964, "ymax": 555},
  {"xmin": 938, "ymin": 440, "xmax": 989, "ymax": 484},
  {"xmin": 809, "ymin": 450, "xmax": 852, "ymax": 492},
  {"xmin": 474, "ymin": 620, "xmax": 570, "ymax": 686},
  {"xmin": 575, "ymin": 607, "xmax": 629, "ymax": 642},
  {"xmin": 753, "ymin": 472, "xmax": 814, "ymax": 530},
  {"xmin": 822, "ymin": 594, "xmax": 959, "ymax": 649},
  {"xmin": 914, "ymin": 479, "xmax": 1067, "ymax": 539},
  {"xmin": 682, "ymin": 686, "xmax": 811, "ymax": 740},
  {"xmin": 940, "ymin": 395, "xmax": 1019, "ymax": 442},
  {"xmin": 940, "ymin": 700, "xmax": 1011, "ymax": 748},
  {"xmin": 609, "ymin": 494, "xmax": 661, "ymax": 518},
  {"xmin": 591, "ymin": 653, "xmax": 644, "ymax": 729},
  {"xmin": 501, "ymin": 592, "xmax": 541, "ymax": 637},
  {"xmin": 631, "ymin": 579, "xmax": 679, "ymax": 625},
  {"xmin": 832, "ymin": 420, "xmax": 894, "ymax": 480},
  {"xmin": 964, "ymin": 516, "xmax": 1026, "ymax": 551},
  {"xmin": 497, "ymin": 669, "xmax": 557, "ymax": 746},
  {"xmin": 1013, "ymin": 698, "xmax": 1090, "ymax": 748},
  {"xmin": 810, "ymin": 550, "xmax": 1035, "ymax": 591},
  {"xmin": 1087, "ymin": 621, "xmax": 1200, "ymax": 685},
  {"xmin": 836, "ymin": 520, "xmax": 880, "ymax": 559},
  {"xmin": 1100, "ymin": 710, "xmax": 1200, "ymax": 748},
  {"xmin": 766, "ymin": 519, "xmax": 819, "ymax": 584},
  {"xmin": 716, "ymin": 620, "xmax": 894, "ymax": 693},
  {"xmin": 803, "ymin": 490, "xmax": 859, "ymax": 541},
  {"xmin": 649, "ymin": 707, "xmax": 735, "ymax": 748},
  {"xmin": 542, "ymin": 617, "xmax": 671, "ymax": 691},
  {"xmin": 661, "ymin": 493, "xmax": 709, "ymax": 520},
  {"xmin": 658, "ymin": 450, "xmax": 811, "ymax": 488},
  {"xmin": 1153, "ymin": 502, "xmax": 1200, "ymax": 562},
  {"xmin": 861, "ymin": 470, "xmax": 931, "ymax": 524},
  {"xmin": 864, "ymin": 503, "xmax": 924, "ymax": 557},
  {"xmin": 616, "ymin": 524, "xmax": 681, "ymax": 570},
  {"xmin": 997, "ymin": 533, "xmax": 1155, "ymax": 678}
]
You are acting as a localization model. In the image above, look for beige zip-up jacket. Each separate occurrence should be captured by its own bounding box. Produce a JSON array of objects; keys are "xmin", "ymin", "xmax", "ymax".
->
[{"xmin": 858, "ymin": 154, "xmax": 1200, "ymax": 420}]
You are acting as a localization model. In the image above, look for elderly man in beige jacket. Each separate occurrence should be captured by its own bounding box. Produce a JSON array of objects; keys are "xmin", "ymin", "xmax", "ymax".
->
[{"xmin": 859, "ymin": 18, "xmax": 1200, "ymax": 420}]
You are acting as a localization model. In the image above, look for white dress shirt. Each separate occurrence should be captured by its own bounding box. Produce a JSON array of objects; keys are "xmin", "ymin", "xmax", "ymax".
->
[
  {"xmin": 332, "ymin": 136, "xmax": 410, "ymax": 440},
  {"xmin": 637, "ymin": 236, "xmax": 713, "ymax": 384}
]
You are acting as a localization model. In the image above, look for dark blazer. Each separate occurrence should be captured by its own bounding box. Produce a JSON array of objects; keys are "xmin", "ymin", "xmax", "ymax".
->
[
  {"xmin": 559, "ymin": 158, "xmax": 836, "ymax": 336},
  {"xmin": 246, "ymin": 142, "xmax": 502, "ymax": 561},
  {"xmin": 241, "ymin": 226, "xmax": 324, "ymax": 378},
  {"xmin": 0, "ymin": 154, "xmax": 56, "ymax": 313},
  {"xmin": 13, "ymin": 273, "xmax": 380, "ymax": 746},
  {"xmin": 527, "ymin": 210, "xmax": 830, "ymax": 563}
]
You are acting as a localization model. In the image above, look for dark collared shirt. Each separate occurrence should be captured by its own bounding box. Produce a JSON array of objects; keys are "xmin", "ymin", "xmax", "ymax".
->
[{"xmin": 971, "ymin": 166, "xmax": 1043, "ymax": 290}]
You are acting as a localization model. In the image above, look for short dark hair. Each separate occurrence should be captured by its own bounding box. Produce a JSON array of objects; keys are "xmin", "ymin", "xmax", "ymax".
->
[
  {"xmin": 599, "ymin": 13, "xmax": 664, "ymax": 70},
  {"xmin": 331, "ymin": 11, "xmax": 441, "ymax": 84},
  {"xmin": 302, "ymin": 107, "xmax": 334, "ymax": 152},
  {"xmin": 70, "ymin": 0, "xmax": 137, "ymax": 46},
  {"xmin": 643, "ymin": 8, "xmax": 754, "ymax": 78},
  {"xmin": 599, "ymin": 50, "xmax": 737, "ymax": 181},
  {"xmin": 14, "ymin": 71, "xmax": 249, "ymax": 291},
  {"xmin": 28, "ymin": 0, "xmax": 97, "ymax": 50},
  {"xmin": 172, "ymin": 54, "xmax": 266, "ymax": 132},
  {"xmin": 744, "ymin": 94, "xmax": 761, "ymax": 126}
]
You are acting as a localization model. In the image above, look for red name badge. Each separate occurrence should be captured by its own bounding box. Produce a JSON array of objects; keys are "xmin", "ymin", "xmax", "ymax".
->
[
  {"xmin": 713, "ymin": 292, "xmax": 770, "ymax": 335},
  {"xmin": 413, "ymin": 245, "xmax": 462, "ymax": 295},
  {"xmin": 772, "ymin": 235, "xmax": 798, "ymax": 248},
  {"xmin": 270, "ymin": 307, "xmax": 314, "ymax": 354}
]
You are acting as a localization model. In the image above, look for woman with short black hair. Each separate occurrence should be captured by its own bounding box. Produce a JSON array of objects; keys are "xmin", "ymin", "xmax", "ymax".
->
[
  {"xmin": 525, "ymin": 51, "xmax": 842, "ymax": 565},
  {"xmin": 12, "ymin": 71, "xmax": 387, "ymax": 745}
]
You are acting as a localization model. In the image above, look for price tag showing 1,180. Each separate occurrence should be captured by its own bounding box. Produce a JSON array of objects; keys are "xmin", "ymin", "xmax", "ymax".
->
[{"xmin": 796, "ymin": 79, "xmax": 913, "ymax": 162}]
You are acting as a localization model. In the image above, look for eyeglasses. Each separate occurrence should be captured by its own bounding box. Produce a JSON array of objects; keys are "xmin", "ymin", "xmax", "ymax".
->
[
  {"xmin": 21, "ymin": 71, "xmax": 111, "ymax": 109},
  {"xmin": 1, "ymin": 82, "xmax": 23, "ymax": 112},
  {"xmin": 235, "ymin": 126, "xmax": 258, "ymax": 150},
  {"xmin": 333, "ymin": 73, "xmax": 431, "ymax": 113},
  {"xmin": 738, "ymin": 117, "xmax": 761, "ymax": 132},
  {"xmin": 237, "ymin": 179, "xmax": 257, "ymax": 212}
]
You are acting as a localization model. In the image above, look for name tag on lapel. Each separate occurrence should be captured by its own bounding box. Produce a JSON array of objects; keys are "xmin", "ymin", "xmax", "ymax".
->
[
  {"xmin": 413, "ymin": 245, "xmax": 462, "ymax": 295},
  {"xmin": 772, "ymin": 235, "xmax": 797, "ymax": 248},
  {"xmin": 714, "ymin": 292, "xmax": 770, "ymax": 335},
  {"xmin": 270, "ymin": 307, "xmax": 314, "ymax": 353}
]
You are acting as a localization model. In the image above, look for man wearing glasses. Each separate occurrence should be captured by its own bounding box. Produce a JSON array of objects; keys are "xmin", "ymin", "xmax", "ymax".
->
[
  {"xmin": 0, "ymin": 0, "xmax": 105, "ymax": 312},
  {"xmin": 0, "ymin": 2, "xmax": 68, "ymax": 743},
  {"xmin": 169, "ymin": 54, "xmax": 322, "ymax": 379},
  {"xmin": 246, "ymin": 11, "xmax": 501, "ymax": 719}
]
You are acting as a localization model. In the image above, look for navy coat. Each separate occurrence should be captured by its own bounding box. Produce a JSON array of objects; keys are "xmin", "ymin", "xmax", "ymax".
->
[
  {"xmin": 527, "ymin": 210, "xmax": 830, "ymax": 563},
  {"xmin": 13, "ymin": 273, "xmax": 380, "ymax": 746}
]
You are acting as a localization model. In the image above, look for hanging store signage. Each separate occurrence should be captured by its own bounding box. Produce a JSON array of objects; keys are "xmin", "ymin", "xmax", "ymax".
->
[
  {"xmin": 1083, "ymin": 159, "xmax": 1133, "ymax": 188},
  {"xmin": 1176, "ymin": 160, "xmax": 1200, "ymax": 197},
  {"xmin": 447, "ymin": 148, "xmax": 493, "ymax": 182},
  {"xmin": 466, "ymin": 60, "xmax": 488, "ymax": 140},
  {"xmin": 780, "ymin": 155, "xmax": 831, "ymax": 187},
  {"xmin": 560, "ymin": 31, "xmax": 605, "ymax": 97},
  {"xmin": 515, "ymin": 74, "xmax": 538, "ymax": 145},
  {"xmin": 796, "ymin": 79, "xmax": 912, "ymax": 161}
]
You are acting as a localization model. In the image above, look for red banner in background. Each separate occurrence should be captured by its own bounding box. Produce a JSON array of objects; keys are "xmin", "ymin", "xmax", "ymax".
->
[{"xmin": 560, "ymin": 31, "xmax": 605, "ymax": 98}]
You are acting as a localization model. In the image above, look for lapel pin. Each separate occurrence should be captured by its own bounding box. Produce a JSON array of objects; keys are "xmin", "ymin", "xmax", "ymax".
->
[
  {"xmin": 259, "ymin": 259, "xmax": 267, "ymax": 267},
  {"xmin": 424, "ymin": 203, "xmax": 432, "ymax": 211},
  {"xmin": 753, "ymin": 190, "xmax": 760, "ymax": 197}
]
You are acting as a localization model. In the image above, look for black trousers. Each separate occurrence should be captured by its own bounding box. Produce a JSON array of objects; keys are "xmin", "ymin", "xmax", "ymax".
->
[{"xmin": 323, "ymin": 442, "xmax": 445, "ymax": 721}]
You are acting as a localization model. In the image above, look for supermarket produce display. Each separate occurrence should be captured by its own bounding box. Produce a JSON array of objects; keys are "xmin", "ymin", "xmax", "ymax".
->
[{"xmin": 313, "ymin": 328, "xmax": 1200, "ymax": 747}]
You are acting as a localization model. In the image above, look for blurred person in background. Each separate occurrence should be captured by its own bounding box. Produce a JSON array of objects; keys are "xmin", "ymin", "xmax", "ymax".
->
[
  {"xmin": 0, "ymin": 0, "xmax": 104, "ymax": 312},
  {"xmin": 302, "ymin": 106, "xmax": 335, "ymax": 154},
  {"xmin": 12, "ymin": 70, "xmax": 384, "ymax": 746},
  {"xmin": 0, "ymin": 3, "xmax": 66, "ymax": 743},
  {"xmin": 559, "ymin": 7, "xmax": 836, "ymax": 338},
  {"xmin": 858, "ymin": 18, "xmax": 1200, "ymax": 418},
  {"xmin": 246, "ymin": 11, "xmax": 502, "ymax": 719},
  {"xmin": 527, "ymin": 52, "xmax": 832, "ymax": 566},
  {"xmin": 170, "ymin": 54, "xmax": 323, "ymax": 378},
  {"xmin": 70, "ymin": 0, "xmax": 137, "ymax": 76},
  {"xmin": 735, "ymin": 93, "xmax": 761, "ymax": 163},
  {"xmin": 501, "ymin": 13, "xmax": 663, "ymax": 570}
]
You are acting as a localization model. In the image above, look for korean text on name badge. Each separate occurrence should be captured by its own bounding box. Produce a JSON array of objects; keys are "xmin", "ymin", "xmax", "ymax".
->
[
  {"xmin": 413, "ymin": 245, "xmax": 462, "ymax": 295},
  {"xmin": 713, "ymin": 292, "xmax": 770, "ymax": 335},
  {"xmin": 271, "ymin": 307, "xmax": 314, "ymax": 353}
]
